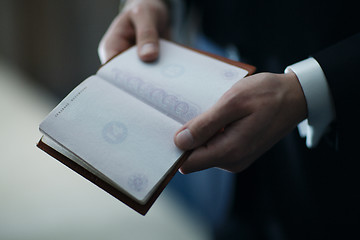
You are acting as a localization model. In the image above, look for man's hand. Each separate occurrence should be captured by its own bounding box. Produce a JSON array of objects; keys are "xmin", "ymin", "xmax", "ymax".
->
[
  {"xmin": 174, "ymin": 72, "xmax": 307, "ymax": 174},
  {"xmin": 98, "ymin": 0, "xmax": 169, "ymax": 64}
]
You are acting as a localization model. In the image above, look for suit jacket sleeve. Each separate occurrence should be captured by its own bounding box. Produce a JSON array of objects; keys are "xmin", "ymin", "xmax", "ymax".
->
[{"xmin": 312, "ymin": 33, "xmax": 360, "ymax": 154}]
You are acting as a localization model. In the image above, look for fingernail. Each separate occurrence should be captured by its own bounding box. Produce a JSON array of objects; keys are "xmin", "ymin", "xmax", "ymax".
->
[
  {"xmin": 178, "ymin": 168, "xmax": 186, "ymax": 175},
  {"xmin": 175, "ymin": 129, "xmax": 194, "ymax": 149},
  {"xmin": 140, "ymin": 43, "xmax": 156, "ymax": 57}
]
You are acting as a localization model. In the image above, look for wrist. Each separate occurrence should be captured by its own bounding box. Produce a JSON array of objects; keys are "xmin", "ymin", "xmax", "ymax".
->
[{"xmin": 283, "ymin": 71, "xmax": 308, "ymax": 124}]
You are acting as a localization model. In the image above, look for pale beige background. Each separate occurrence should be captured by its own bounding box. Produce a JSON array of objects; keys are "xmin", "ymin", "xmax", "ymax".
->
[
  {"xmin": 0, "ymin": 59, "xmax": 211, "ymax": 240},
  {"xmin": 0, "ymin": 1, "xmax": 211, "ymax": 239}
]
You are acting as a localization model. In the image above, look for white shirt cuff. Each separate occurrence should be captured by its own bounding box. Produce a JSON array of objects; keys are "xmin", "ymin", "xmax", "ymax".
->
[{"xmin": 285, "ymin": 57, "xmax": 336, "ymax": 148}]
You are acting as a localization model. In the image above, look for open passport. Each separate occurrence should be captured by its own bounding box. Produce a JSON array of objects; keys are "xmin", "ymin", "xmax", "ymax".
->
[{"xmin": 37, "ymin": 39, "xmax": 255, "ymax": 215}]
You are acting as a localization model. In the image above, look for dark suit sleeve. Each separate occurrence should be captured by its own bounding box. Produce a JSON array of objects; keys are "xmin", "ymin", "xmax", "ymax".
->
[{"xmin": 312, "ymin": 33, "xmax": 360, "ymax": 153}]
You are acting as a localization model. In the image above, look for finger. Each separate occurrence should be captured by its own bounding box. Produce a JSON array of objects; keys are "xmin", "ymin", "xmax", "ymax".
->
[
  {"xmin": 98, "ymin": 14, "xmax": 135, "ymax": 64},
  {"xmin": 174, "ymin": 83, "xmax": 253, "ymax": 151},
  {"xmin": 179, "ymin": 116, "xmax": 258, "ymax": 174},
  {"xmin": 179, "ymin": 132, "xmax": 231, "ymax": 174},
  {"xmin": 174, "ymin": 101, "xmax": 237, "ymax": 150},
  {"xmin": 130, "ymin": 5, "xmax": 160, "ymax": 62}
]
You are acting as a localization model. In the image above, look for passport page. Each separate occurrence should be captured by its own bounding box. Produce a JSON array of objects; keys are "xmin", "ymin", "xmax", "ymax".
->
[
  {"xmin": 97, "ymin": 39, "xmax": 248, "ymax": 124},
  {"xmin": 40, "ymin": 76, "xmax": 183, "ymax": 203}
]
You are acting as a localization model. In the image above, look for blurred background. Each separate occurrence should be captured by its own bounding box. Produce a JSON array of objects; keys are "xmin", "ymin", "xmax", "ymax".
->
[
  {"xmin": 0, "ymin": 0, "xmax": 116, "ymax": 97},
  {"xmin": 0, "ymin": 0, "xmax": 212, "ymax": 239}
]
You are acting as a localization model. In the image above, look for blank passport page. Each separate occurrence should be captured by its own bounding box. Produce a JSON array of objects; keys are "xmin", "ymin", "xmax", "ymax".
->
[{"xmin": 40, "ymin": 76, "xmax": 183, "ymax": 203}]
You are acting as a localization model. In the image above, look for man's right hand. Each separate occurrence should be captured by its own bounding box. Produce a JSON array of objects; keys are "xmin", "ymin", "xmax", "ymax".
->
[{"xmin": 98, "ymin": 0, "xmax": 169, "ymax": 64}]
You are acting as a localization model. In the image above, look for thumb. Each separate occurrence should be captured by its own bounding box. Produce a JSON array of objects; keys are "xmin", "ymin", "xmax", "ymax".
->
[
  {"xmin": 174, "ymin": 106, "xmax": 230, "ymax": 150},
  {"xmin": 131, "ymin": 5, "xmax": 160, "ymax": 62}
]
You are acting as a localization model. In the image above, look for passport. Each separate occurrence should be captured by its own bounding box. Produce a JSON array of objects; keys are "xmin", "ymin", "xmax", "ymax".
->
[{"xmin": 37, "ymin": 39, "xmax": 254, "ymax": 215}]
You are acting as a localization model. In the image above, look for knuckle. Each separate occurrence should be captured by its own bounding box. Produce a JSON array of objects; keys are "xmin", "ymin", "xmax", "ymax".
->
[
  {"xmin": 221, "ymin": 88, "xmax": 250, "ymax": 114},
  {"xmin": 221, "ymin": 90, "xmax": 239, "ymax": 109},
  {"xmin": 187, "ymin": 115, "xmax": 221, "ymax": 147},
  {"xmin": 191, "ymin": 118, "xmax": 214, "ymax": 140}
]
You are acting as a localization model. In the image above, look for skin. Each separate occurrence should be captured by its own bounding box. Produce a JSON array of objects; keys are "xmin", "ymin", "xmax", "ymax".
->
[
  {"xmin": 98, "ymin": 0, "xmax": 169, "ymax": 63},
  {"xmin": 174, "ymin": 72, "xmax": 307, "ymax": 174},
  {"xmin": 98, "ymin": 0, "xmax": 308, "ymax": 174}
]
